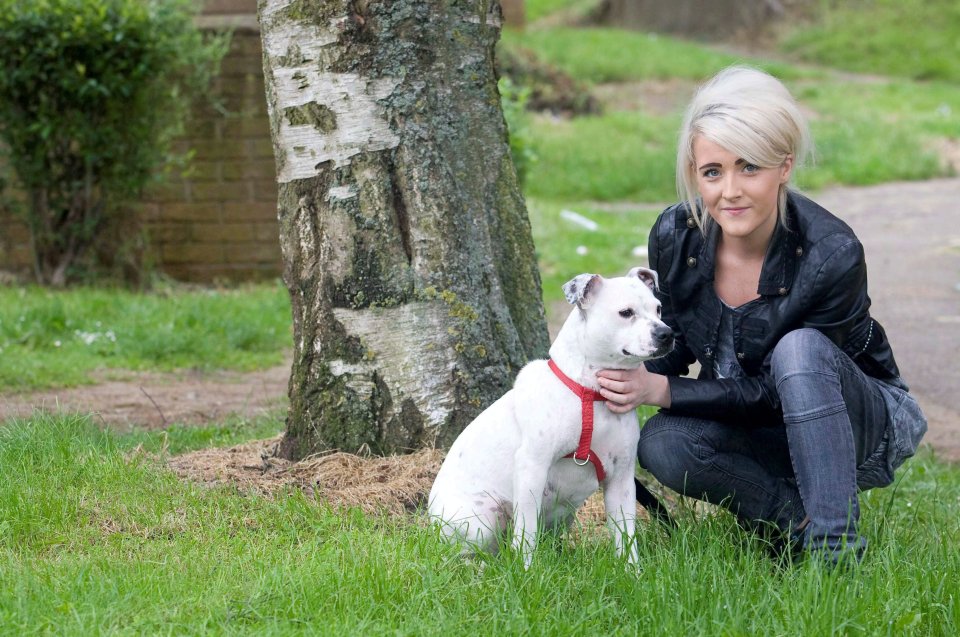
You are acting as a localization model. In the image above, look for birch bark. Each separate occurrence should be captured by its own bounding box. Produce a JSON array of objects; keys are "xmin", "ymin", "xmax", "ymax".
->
[{"xmin": 258, "ymin": 0, "xmax": 548, "ymax": 459}]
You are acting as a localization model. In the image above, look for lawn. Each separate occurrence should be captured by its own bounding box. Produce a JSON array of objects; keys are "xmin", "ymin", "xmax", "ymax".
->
[
  {"xmin": 0, "ymin": 414, "xmax": 957, "ymax": 635},
  {"xmin": 781, "ymin": 0, "xmax": 960, "ymax": 83},
  {"xmin": 0, "ymin": 283, "xmax": 291, "ymax": 391}
]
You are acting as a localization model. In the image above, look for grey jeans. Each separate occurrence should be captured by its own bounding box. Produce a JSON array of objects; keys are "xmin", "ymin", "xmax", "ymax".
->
[{"xmin": 638, "ymin": 328, "xmax": 926, "ymax": 558}]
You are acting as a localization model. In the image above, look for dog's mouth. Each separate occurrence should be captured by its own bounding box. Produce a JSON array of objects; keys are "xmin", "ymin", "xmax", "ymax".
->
[
  {"xmin": 652, "ymin": 342, "xmax": 674, "ymax": 358},
  {"xmin": 622, "ymin": 343, "xmax": 674, "ymax": 359}
]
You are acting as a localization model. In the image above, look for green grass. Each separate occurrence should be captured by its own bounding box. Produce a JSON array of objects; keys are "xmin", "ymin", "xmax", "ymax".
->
[
  {"xmin": 503, "ymin": 27, "xmax": 728, "ymax": 83},
  {"xmin": 782, "ymin": 0, "xmax": 960, "ymax": 83},
  {"xmin": 507, "ymin": 28, "xmax": 959, "ymax": 203},
  {"xmin": 527, "ymin": 198, "xmax": 660, "ymax": 302},
  {"xmin": 502, "ymin": 27, "xmax": 813, "ymax": 85},
  {"xmin": 115, "ymin": 410, "xmax": 286, "ymax": 456},
  {"xmin": 0, "ymin": 282, "xmax": 292, "ymax": 391},
  {"xmin": 1, "ymin": 413, "xmax": 958, "ymax": 635},
  {"xmin": 524, "ymin": 111, "xmax": 679, "ymax": 203}
]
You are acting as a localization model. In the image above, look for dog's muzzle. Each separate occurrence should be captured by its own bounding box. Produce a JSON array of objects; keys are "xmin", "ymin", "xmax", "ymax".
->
[{"xmin": 652, "ymin": 325, "xmax": 675, "ymax": 358}]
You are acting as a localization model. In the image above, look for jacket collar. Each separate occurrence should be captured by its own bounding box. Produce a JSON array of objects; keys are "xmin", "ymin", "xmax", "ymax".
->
[{"xmin": 693, "ymin": 195, "xmax": 802, "ymax": 297}]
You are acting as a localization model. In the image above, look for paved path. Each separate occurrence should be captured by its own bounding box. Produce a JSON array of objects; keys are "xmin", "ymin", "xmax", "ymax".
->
[{"xmin": 816, "ymin": 178, "xmax": 960, "ymax": 461}]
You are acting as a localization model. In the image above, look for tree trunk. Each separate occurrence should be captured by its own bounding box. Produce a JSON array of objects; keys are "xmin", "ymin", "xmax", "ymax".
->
[
  {"xmin": 258, "ymin": 0, "xmax": 549, "ymax": 460},
  {"xmin": 592, "ymin": 0, "xmax": 787, "ymax": 39}
]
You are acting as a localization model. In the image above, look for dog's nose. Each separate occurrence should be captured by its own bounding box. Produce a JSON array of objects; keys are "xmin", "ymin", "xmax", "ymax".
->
[{"xmin": 653, "ymin": 325, "xmax": 674, "ymax": 348}]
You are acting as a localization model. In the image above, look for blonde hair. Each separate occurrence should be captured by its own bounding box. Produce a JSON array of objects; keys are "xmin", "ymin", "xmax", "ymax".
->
[{"xmin": 677, "ymin": 66, "xmax": 813, "ymax": 232}]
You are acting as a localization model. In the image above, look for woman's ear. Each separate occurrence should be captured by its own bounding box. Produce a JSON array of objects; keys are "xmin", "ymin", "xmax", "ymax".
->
[{"xmin": 779, "ymin": 154, "xmax": 794, "ymax": 184}]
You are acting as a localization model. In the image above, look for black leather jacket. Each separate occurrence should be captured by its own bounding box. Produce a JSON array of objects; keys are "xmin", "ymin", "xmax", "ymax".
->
[{"xmin": 644, "ymin": 191, "xmax": 905, "ymax": 426}]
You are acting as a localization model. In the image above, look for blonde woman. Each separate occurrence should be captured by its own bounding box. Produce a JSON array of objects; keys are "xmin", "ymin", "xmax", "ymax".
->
[{"xmin": 596, "ymin": 66, "xmax": 926, "ymax": 564}]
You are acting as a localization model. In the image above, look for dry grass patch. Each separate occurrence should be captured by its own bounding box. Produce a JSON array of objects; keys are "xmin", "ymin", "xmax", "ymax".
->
[
  {"xmin": 164, "ymin": 436, "xmax": 675, "ymax": 531},
  {"xmin": 167, "ymin": 436, "xmax": 444, "ymax": 517}
]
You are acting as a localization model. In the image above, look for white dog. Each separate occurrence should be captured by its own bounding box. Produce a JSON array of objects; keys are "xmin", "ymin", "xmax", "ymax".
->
[{"xmin": 428, "ymin": 267, "xmax": 674, "ymax": 567}]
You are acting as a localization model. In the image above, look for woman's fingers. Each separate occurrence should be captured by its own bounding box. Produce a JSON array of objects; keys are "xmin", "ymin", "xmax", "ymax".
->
[{"xmin": 596, "ymin": 376, "xmax": 629, "ymax": 394}]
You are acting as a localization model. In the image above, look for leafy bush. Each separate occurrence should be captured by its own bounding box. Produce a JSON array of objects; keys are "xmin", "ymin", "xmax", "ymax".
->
[
  {"xmin": 499, "ymin": 77, "xmax": 538, "ymax": 188},
  {"xmin": 497, "ymin": 46, "xmax": 600, "ymax": 116},
  {"xmin": 0, "ymin": 0, "xmax": 227, "ymax": 286}
]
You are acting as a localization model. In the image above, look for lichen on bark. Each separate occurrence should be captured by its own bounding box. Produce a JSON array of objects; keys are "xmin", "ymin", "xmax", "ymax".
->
[{"xmin": 283, "ymin": 102, "xmax": 338, "ymax": 132}]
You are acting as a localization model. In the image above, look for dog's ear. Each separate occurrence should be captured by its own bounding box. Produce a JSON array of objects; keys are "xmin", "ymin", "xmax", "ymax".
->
[
  {"xmin": 563, "ymin": 273, "xmax": 602, "ymax": 308},
  {"xmin": 628, "ymin": 266, "xmax": 659, "ymax": 292}
]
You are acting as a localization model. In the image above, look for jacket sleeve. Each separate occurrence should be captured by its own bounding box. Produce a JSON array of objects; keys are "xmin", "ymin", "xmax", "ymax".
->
[
  {"xmin": 662, "ymin": 238, "xmax": 868, "ymax": 426},
  {"xmin": 664, "ymin": 368, "xmax": 782, "ymax": 425},
  {"xmin": 643, "ymin": 210, "xmax": 697, "ymax": 377},
  {"xmin": 800, "ymin": 238, "xmax": 870, "ymax": 353}
]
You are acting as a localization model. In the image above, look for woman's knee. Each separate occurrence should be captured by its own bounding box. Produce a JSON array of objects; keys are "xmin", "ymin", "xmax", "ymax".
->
[
  {"xmin": 637, "ymin": 414, "xmax": 707, "ymax": 493},
  {"xmin": 770, "ymin": 328, "xmax": 837, "ymax": 381}
]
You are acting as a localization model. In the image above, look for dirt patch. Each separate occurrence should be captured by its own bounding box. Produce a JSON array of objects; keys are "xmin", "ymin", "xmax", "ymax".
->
[
  {"xmin": 932, "ymin": 137, "xmax": 960, "ymax": 174},
  {"xmin": 591, "ymin": 79, "xmax": 697, "ymax": 116},
  {"xmin": 498, "ymin": 46, "xmax": 601, "ymax": 116},
  {"xmin": 0, "ymin": 361, "xmax": 291, "ymax": 431}
]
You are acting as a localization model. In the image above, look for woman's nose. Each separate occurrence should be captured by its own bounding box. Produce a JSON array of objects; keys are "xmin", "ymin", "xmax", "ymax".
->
[{"xmin": 722, "ymin": 174, "xmax": 742, "ymax": 199}]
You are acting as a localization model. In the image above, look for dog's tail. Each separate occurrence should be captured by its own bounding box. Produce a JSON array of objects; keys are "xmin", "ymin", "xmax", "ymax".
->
[{"xmin": 634, "ymin": 477, "xmax": 677, "ymax": 530}]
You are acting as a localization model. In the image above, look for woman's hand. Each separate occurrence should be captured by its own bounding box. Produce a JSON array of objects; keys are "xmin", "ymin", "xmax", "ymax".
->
[{"xmin": 596, "ymin": 366, "xmax": 671, "ymax": 413}]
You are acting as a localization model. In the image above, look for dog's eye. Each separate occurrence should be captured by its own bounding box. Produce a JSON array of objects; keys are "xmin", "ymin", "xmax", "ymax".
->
[
  {"xmin": 619, "ymin": 309, "xmax": 634, "ymax": 318},
  {"xmin": 656, "ymin": 305, "xmax": 662, "ymax": 318}
]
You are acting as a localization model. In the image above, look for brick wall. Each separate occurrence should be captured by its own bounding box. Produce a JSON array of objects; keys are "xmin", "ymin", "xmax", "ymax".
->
[
  {"xmin": 142, "ymin": 19, "xmax": 281, "ymax": 282},
  {"xmin": 0, "ymin": 205, "xmax": 32, "ymax": 277},
  {"xmin": 0, "ymin": 4, "xmax": 282, "ymax": 283}
]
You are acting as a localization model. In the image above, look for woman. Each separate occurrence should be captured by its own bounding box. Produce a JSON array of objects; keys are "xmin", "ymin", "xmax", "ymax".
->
[{"xmin": 595, "ymin": 66, "xmax": 926, "ymax": 564}]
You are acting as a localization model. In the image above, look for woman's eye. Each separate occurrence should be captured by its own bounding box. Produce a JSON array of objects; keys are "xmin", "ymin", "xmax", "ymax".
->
[
  {"xmin": 703, "ymin": 168, "xmax": 720, "ymax": 178},
  {"xmin": 743, "ymin": 163, "xmax": 760, "ymax": 173},
  {"xmin": 619, "ymin": 309, "xmax": 635, "ymax": 318}
]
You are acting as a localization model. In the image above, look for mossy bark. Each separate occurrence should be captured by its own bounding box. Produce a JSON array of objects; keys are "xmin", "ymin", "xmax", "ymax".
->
[{"xmin": 258, "ymin": 0, "xmax": 548, "ymax": 459}]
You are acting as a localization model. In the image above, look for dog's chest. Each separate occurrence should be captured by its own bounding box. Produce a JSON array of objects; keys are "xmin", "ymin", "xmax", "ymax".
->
[
  {"xmin": 557, "ymin": 387, "xmax": 638, "ymax": 452},
  {"xmin": 550, "ymin": 407, "xmax": 638, "ymax": 484}
]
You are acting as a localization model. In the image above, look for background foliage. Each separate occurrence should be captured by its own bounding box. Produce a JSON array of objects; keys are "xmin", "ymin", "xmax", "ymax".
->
[{"xmin": 0, "ymin": 0, "xmax": 227, "ymax": 286}]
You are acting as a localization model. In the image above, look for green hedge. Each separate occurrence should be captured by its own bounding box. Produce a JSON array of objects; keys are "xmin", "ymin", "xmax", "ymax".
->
[{"xmin": 0, "ymin": 0, "xmax": 227, "ymax": 285}]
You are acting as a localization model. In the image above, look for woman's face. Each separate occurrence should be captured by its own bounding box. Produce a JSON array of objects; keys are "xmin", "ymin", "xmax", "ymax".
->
[{"xmin": 692, "ymin": 136, "xmax": 793, "ymax": 249}]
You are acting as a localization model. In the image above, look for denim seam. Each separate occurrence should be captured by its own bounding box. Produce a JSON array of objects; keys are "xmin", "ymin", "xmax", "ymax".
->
[
  {"xmin": 775, "ymin": 369, "xmax": 839, "ymax": 389},
  {"xmin": 782, "ymin": 402, "xmax": 848, "ymax": 425}
]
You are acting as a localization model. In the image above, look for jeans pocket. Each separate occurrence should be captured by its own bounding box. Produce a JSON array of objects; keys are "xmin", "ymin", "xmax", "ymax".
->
[{"xmin": 884, "ymin": 386, "xmax": 928, "ymax": 471}]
